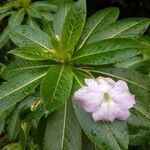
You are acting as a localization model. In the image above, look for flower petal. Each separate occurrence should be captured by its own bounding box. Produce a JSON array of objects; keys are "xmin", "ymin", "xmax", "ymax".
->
[
  {"xmin": 74, "ymin": 87, "xmax": 103, "ymax": 112},
  {"xmin": 114, "ymin": 80, "xmax": 129, "ymax": 93},
  {"xmin": 116, "ymin": 109, "xmax": 130, "ymax": 120},
  {"xmin": 96, "ymin": 77, "xmax": 114, "ymax": 92},
  {"xmin": 92, "ymin": 101, "xmax": 119, "ymax": 122},
  {"xmin": 110, "ymin": 90, "xmax": 135, "ymax": 109}
]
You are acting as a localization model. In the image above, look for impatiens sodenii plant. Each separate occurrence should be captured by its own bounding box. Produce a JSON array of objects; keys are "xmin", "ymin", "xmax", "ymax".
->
[{"xmin": 0, "ymin": 0, "xmax": 150, "ymax": 149}]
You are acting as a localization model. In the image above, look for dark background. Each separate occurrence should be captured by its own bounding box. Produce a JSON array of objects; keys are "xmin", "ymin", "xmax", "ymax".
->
[{"xmin": 86, "ymin": 0, "xmax": 150, "ymax": 18}]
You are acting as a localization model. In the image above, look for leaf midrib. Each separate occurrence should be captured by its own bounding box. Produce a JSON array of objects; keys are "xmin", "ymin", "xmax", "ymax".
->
[
  {"xmin": 11, "ymin": 8, "xmax": 24, "ymax": 25},
  {"xmin": 0, "ymin": 73, "xmax": 46, "ymax": 100},
  {"xmin": 72, "ymin": 47, "xmax": 138, "ymax": 60},
  {"xmin": 6, "ymin": 65, "xmax": 51, "ymax": 73},
  {"xmin": 107, "ymin": 20, "xmax": 146, "ymax": 38},
  {"xmin": 62, "ymin": 12, "xmax": 78, "ymax": 50},
  {"xmin": 78, "ymin": 9, "xmax": 115, "ymax": 49},
  {"xmin": 50, "ymin": 65, "xmax": 64, "ymax": 105},
  {"xmin": 134, "ymin": 106, "xmax": 150, "ymax": 120},
  {"xmin": 103, "ymin": 122, "xmax": 121, "ymax": 150},
  {"xmin": 14, "ymin": 29, "xmax": 50, "ymax": 51},
  {"xmin": 61, "ymin": 102, "xmax": 67, "ymax": 150}
]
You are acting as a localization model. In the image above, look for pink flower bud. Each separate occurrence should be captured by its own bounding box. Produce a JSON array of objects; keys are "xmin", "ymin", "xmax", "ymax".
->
[{"xmin": 74, "ymin": 77, "xmax": 135, "ymax": 122}]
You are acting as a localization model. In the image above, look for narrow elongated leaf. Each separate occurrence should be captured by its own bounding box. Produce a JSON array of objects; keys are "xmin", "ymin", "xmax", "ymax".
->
[
  {"xmin": 0, "ymin": 26, "xmax": 9, "ymax": 49},
  {"xmin": 32, "ymin": 2, "xmax": 58, "ymax": 12},
  {"xmin": 0, "ymin": 11, "xmax": 12, "ymax": 21},
  {"xmin": 53, "ymin": 5, "xmax": 70, "ymax": 36},
  {"xmin": 0, "ymin": 111, "xmax": 6, "ymax": 134},
  {"xmin": 41, "ymin": 65, "xmax": 73, "ymax": 112},
  {"xmin": 114, "ymin": 56, "xmax": 144, "ymax": 69},
  {"xmin": 43, "ymin": 100, "xmax": 82, "ymax": 150},
  {"xmin": 41, "ymin": 12, "xmax": 53, "ymax": 22},
  {"xmin": 7, "ymin": 108, "xmax": 20, "ymax": 140},
  {"xmin": 72, "ymin": 71, "xmax": 129, "ymax": 150},
  {"xmin": 77, "ymin": 7, "xmax": 119, "ymax": 49},
  {"xmin": 9, "ymin": 45, "xmax": 54, "ymax": 61},
  {"xmin": 9, "ymin": 25, "xmax": 51, "ymax": 50},
  {"xmin": 89, "ymin": 68, "xmax": 150, "ymax": 129},
  {"xmin": 26, "ymin": 5, "xmax": 41, "ymax": 18},
  {"xmin": 49, "ymin": 0, "xmax": 74, "ymax": 7},
  {"xmin": 87, "ymin": 18, "xmax": 150, "ymax": 44},
  {"xmin": 8, "ymin": 9, "xmax": 25, "ymax": 27},
  {"xmin": 72, "ymin": 38, "xmax": 141, "ymax": 65},
  {"xmin": 139, "ymin": 35, "xmax": 150, "ymax": 59},
  {"xmin": 27, "ymin": 17, "xmax": 40, "ymax": 29},
  {"xmin": 60, "ymin": 0, "xmax": 86, "ymax": 52},
  {"xmin": 53, "ymin": 0, "xmax": 74, "ymax": 35},
  {"xmin": 0, "ymin": 69, "xmax": 47, "ymax": 113},
  {"xmin": 1, "ymin": 59, "xmax": 51, "ymax": 80},
  {"xmin": 0, "ymin": 2, "xmax": 15, "ymax": 13},
  {"xmin": 129, "ymin": 130, "xmax": 150, "ymax": 146}
]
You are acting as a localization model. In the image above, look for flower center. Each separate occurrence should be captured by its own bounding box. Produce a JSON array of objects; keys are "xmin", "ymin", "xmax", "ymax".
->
[{"xmin": 103, "ymin": 92, "xmax": 110, "ymax": 102}]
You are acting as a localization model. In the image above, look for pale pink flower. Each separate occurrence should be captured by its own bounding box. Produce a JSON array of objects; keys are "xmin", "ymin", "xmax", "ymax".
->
[{"xmin": 74, "ymin": 77, "xmax": 135, "ymax": 122}]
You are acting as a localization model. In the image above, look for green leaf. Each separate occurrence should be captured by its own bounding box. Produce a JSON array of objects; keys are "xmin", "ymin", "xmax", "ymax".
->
[
  {"xmin": 9, "ymin": 45, "xmax": 54, "ymax": 61},
  {"xmin": 19, "ymin": 128, "xmax": 26, "ymax": 150},
  {"xmin": 87, "ymin": 18, "xmax": 150, "ymax": 44},
  {"xmin": 41, "ymin": 12, "xmax": 53, "ymax": 22},
  {"xmin": 77, "ymin": 7, "xmax": 119, "ymax": 49},
  {"xmin": 0, "ymin": 69, "xmax": 47, "ymax": 113},
  {"xmin": 72, "ymin": 71, "xmax": 129, "ymax": 150},
  {"xmin": 41, "ymin": 65, "xmax": 73, "ymax": 112},
  {"xmin": 129, "ymin": 130, "xmax": 150, "ymax": 146},
  {"xmin": 82, "ymin": 132, "xmax": 95, "ymax": 150},
  {"xmin": 0, "ymin": 26, "xmax": 10, "ymax": 49},
  {"xmin": 72, "ymin": 38, "xmax": 141, "ymax": 65},
  {"xmin": 8, "ymin": 9, "xmax": 25, "ymax": 27},
  {"xmin": 53, "ymin": 5, "xmax": 71, "ymax": 36},
  {"xmin": 1, "ymin": 59, "xmax": 51, "ymax": 80},
  {"xmin": 7, "ymin": 108, "xmax": 20, "ymax": 140},
  {"xmin": 0, "ymin": 11, "xmax": 13, "ymax": 21},
  {"xmin": 9, "ymin": 25, "xmax": 51, "ymax": 50},
  {"xmin": 43, "ymin": 100, "xmax": 82, "ymax": 150},
  {"xmin": 0, "ymin": 2, "xmax": 15, "ymax": 14},
  {"xmin": 26, "ymin": 5, "xmax": 41, "ymax": 18},
  {"xmin": 60, "ymin": 0, "xmax": 86, "ymax": 53},
  {"xmin": 88, "ymin": 68, "xmax": 150, "ymax": 129},
  {"xmin": 114, "ymin": 56, "xmax": 144, "ymax": 69},
  {"xmin": 0, "ymin": 111, "xmax": 6, "ymax": 134},
  {"xmin": 26, "ymin": 17, "xmax": 40, "ymax": 29},
  {"xmin": 32, "ymin": 1, "xmax": 58, "ymax": 12},
  {"xmin": 128, "ymin": 105, "xmax": 150, "ymax": 129},
  {"xmin": 48, "ymin": 0, "xmax": 74, "ymax": 7},
  {"xmin": 139, "ymin": 35, "xmax": 150, "ymax": 59}
]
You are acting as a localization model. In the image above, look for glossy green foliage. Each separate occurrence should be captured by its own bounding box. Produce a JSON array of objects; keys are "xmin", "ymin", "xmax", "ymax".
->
[
  {"xmin": 41, "ymin": 65, "xmax": 73, "ymax": 112},
  {"xmin": 73, "ymin": 38, "xmax": 142, "ymax": 65},
  {"xmin": 60, "ymin": 0, "xmax": 86, "ymax": 53},
  {"xmin": 0, "ymin": 69, "xmax": 47, "ymax": 113},
  {"xmin": 1, "ymin": 59, "xmax": 51, "ymax": 80},
  {"xmin": 43, "ymin": 100, "xmax": 82, "ymax": 150},
  {"xmin": 9, "ymin": 45, "xmax": 53, "ymax": 61},
  {"xmin": 10, "ymin": 25, "xmax": 52, "ymax": 49},
  {"xmin": 87, "ymin": 18, "xmax": 150, "ymax": 44},
  {"xmin": 77, "ymin": 7, "xmax": 119, "ymax": 49},
  {"xmin": 0, "ymin": 0, "xmax": 58, "ymax": 49},
  {"xmin": 0, "ymin": 0, "xmax": 150, "ymax": 149}
]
